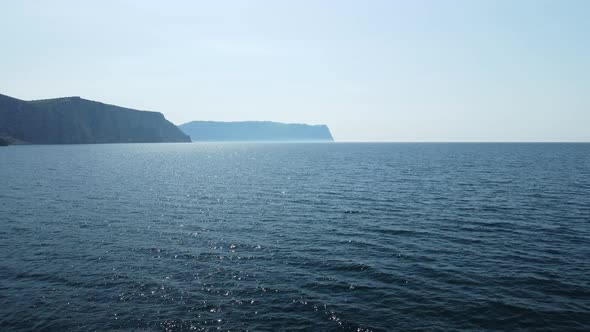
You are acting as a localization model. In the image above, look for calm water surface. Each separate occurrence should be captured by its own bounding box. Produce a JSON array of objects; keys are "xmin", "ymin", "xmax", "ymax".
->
[{"xmin": 1, "ymin": 143, "xmax": 589, "ymax": 331}]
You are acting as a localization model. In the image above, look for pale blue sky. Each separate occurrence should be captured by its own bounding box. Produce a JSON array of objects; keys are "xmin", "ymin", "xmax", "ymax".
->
[{"xmin": 1, "ymin": 0, "xmax": 588, "ymax": 141}]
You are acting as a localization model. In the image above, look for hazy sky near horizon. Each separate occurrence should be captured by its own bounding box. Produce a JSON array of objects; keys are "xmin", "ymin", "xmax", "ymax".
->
[{"xmin": 1, "ymin": 0, "xmax": 589, "ymax": 141}]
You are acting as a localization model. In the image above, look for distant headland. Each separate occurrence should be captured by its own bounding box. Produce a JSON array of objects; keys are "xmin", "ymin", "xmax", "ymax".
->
[
  {"xmin": 179, "ymin": 121, "xmax": 334, "ymax": 142},
  {"xmin": 0, "ymin": 93, "xmax": 190, "ymax": 144},
  {"xmin": 0, "ymin": 93, "xmax": 334, "ymax": 145}
]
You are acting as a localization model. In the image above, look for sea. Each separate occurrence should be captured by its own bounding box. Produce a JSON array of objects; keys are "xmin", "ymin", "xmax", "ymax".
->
[{"xmin": 1, "ymin": 143, "xmax": 589, "ymax": 331}]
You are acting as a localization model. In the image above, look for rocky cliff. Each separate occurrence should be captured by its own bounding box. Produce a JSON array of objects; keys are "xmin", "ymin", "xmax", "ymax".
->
[
  {"xmin": 0, "ymin": 94, "xmax": 190, "ymax": 144},
  {"xmin": 179, "ymin": 121, "xmax": 334, "ymax": 142}
]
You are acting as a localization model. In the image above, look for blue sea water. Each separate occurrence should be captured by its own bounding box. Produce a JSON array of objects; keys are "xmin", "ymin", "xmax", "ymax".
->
[{"xmin": 1, "ymin": 143, "xmax": 589, "ymax": 331}]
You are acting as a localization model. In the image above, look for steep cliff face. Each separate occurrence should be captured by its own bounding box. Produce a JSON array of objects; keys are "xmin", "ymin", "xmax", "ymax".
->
[
  {"xmin": 179, "ymin": 121, "xmax": 334, "ymax": 142},
  {"xmin": 0, "ymin": 94, "xmax": 190, "ymax": 144}
]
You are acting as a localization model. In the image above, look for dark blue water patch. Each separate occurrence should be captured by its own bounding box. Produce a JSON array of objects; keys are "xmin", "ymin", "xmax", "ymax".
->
[{"xmin": 1, "ymin": 143, "xmax": 590, "ymax": 331}]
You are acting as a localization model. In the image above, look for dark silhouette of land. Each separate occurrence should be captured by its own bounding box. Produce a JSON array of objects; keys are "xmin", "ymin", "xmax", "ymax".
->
[
  {"xmin": 179, "ymin": 121, "xmax": 334, "ymax": 142},
  {"xmin": 0, "ymin": 92, "xmax": 334, "ymax": 145},
  {"xmin": 0, "ymin": 93, "xmax": 190, "ymax": 144}
]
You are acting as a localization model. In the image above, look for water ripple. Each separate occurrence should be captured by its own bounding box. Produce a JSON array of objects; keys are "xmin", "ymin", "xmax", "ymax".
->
[{"xmin": 1, "ymin": 143, "xmax": 589, "ymax": 331}]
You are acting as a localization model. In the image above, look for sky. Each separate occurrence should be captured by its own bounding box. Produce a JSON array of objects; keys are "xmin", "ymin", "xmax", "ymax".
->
[{"xmin": 1, "ymin": 0, "xmax": 589, "ymax": 141}]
